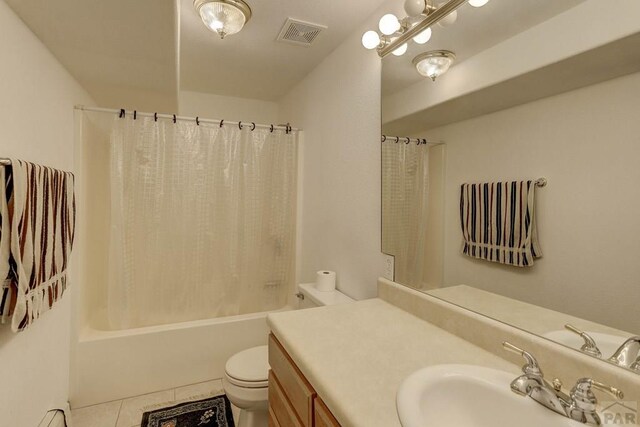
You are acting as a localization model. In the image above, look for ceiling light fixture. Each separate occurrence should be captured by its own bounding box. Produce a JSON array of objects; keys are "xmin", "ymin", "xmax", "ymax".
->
[
  {"xmin": 194, "ymin": 0, "xmax": 252, "ymax": 39},
  {"xmin": 413, "ymin": 50, "xmax": 456, "ymax": 81}
]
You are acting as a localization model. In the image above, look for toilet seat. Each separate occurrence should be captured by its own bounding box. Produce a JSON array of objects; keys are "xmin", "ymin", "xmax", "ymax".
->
[{"xmin": 224, "ymin": 345, "xmax": 269, "ymax": 389}]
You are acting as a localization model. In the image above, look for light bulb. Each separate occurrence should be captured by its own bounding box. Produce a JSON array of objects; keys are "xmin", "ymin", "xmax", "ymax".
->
[
  {"xmin": 468, "ymin": 0, "xmax": 489, "ymax": 6},
  {"xmin": 362, "ymin": 31, "xmax": 381, "ymax": 50},
  {"xmin": 392, "ymin": 43, "xmax": 408, "ymax": 56},
  {"xmin": 379, "ymin": 14, "xmax": 401, "ymax": 36},
  {"xmin": 404, "ymin": 0, "xmax": 426, "ymax": 16},
  {"xmin": 436, "ymin": 2, "xmax": 457, "ymax": 27},
  {"xmin": 413, "ymin": 27, "xmax": 432, "ymax": 44}
]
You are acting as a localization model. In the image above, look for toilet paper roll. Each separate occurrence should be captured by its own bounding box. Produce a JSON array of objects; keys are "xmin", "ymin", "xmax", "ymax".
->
[{"xmin": 316, "ymin": 271, "xmax": 336, "ymax": 292}]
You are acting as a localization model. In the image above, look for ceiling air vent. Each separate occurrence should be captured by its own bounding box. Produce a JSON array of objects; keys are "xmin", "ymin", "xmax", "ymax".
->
[{"xmin": 277, "ymin": 18, "xmax": 326, "ymax": 47}]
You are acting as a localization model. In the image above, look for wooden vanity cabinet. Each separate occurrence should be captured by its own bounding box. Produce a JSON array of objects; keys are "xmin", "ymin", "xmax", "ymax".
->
[{"xmin": 268, "ymin": 334, "xmax": 342, "ymax": 427}]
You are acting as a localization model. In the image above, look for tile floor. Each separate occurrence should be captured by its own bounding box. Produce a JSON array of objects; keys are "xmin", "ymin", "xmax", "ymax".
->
[{"xmin": 71, "ymin": 379, "xmax": 240, "ymax": 427}]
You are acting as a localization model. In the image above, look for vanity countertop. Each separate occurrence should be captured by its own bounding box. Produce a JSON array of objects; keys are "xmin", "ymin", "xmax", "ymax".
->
[{"xmin": 267, "ymin": 298, "xmax": 519, "ymax": 427}]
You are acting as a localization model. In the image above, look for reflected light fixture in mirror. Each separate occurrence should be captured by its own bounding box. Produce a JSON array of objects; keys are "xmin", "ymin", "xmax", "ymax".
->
[
  {"xmin": 413, "ymin": 50, "xmax": 456, "ymax": 81},
  {"xmin": 468, "ymin": 0, "xmax": 490, "ymax": 7},
  {"xmin": 393, "ymin": 43, "xmax": 409, "ymax": 56},
  {"xmin": 194, "ymin": 0, "xmax": 252, "ymax": 39},
  {"xmin": 379, "ymin": 13, "xmax": 402, "ymax": 35}
]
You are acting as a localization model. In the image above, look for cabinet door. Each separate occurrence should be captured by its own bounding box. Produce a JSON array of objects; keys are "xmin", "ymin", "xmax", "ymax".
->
[
  {"xmin": 314, "ymin": 397, "xmax": 341, "ymax": 427},
  {"xmin": 268, "ymin": 406, "xmax": 281, "ymax": 427},
  {"xmin": 269, "ymin": 334, "xmax": 316, "ymax": 426},
  {"xmin": 269, "ymin": 371, "xmax": 303, "ymax": 427}
]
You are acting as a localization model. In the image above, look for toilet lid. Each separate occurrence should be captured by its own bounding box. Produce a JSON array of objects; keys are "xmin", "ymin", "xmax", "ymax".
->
[{"xmin": 225, "ymin": 345, "xmax": 269, "ymax": 386}]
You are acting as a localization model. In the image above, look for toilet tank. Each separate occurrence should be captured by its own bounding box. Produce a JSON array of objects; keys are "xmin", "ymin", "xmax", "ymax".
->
[{"xmin": 296, "ymin": 283, "xmax": 355, "ymax": 309}]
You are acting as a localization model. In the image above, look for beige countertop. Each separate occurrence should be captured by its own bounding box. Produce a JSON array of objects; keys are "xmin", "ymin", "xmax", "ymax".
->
[{"xmin": 267, "ymin": 298, "xmax": 520, "ymax": 427}]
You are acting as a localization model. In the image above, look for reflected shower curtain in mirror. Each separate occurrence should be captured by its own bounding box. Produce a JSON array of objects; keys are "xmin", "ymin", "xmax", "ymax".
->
[
  {"xmin": 382, "ymin": 141, "xmax": 429, "ymax": 289},
  {"xmin": 108, "ymin": 117, "xmax": 297, "ymax": 329}
]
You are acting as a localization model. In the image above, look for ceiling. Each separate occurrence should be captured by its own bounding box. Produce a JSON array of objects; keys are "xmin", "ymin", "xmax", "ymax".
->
[
  {"xmin": 4, "ymin": 0, "xmax": 390, "ymax": 108},
  {"xmin": 4, "ymin": 0, "xmax": 179, "ymax": 111},
  {"xmin": 382, "ymin": 0, "xmax": 585, "ymax": 96},
  {"xmin": 5, "ymin": 0, "xmax": 589, "ymax": 108},
  {"xmin": 180, "ymin": 0, "xmax": 390, "ymax": 101}
]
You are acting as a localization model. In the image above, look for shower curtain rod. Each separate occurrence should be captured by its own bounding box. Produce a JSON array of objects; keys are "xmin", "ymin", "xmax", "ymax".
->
[
  {"xmin": 381, "ymin": 135, "xmax": 444, "ymax": 146},
  {"xmin": 73, "ymin": 106, "xmax": 301, "ymax": 132}
]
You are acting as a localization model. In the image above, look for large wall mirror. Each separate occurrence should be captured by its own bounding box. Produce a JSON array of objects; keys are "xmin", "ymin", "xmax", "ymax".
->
[{"xmin": 381, "ymin": 0, "xmax": 640, "ymax": 374}]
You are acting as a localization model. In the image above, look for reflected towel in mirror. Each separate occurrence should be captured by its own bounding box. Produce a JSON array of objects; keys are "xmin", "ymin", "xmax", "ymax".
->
[{"xmin": 459, "ymin": 180, "xmax": 541, "ymax": 267}]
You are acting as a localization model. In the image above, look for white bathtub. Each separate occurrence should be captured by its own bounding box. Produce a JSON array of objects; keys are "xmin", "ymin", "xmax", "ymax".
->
[{"xmin": 70, "ymin": 307, "xmax": 290, "ymax": 408}]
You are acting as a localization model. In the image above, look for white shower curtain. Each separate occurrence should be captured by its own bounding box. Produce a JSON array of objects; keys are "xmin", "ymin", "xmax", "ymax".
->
[
  {"xmin": 108, "ymin": 116, "xmax": 297, "ymax": 329},
  {"xmin": 382, "ymin": 140, "xmax": 430, "ymax": 289}
]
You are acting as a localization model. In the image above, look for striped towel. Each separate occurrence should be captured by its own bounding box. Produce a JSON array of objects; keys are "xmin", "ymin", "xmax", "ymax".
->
[
  {"xmin": 0, "ymin": 160, "xmax": 75, "ymax": 331},
  {"xmin": 460, "ymin": 181, "xmax": 541, "ymax": 267}
]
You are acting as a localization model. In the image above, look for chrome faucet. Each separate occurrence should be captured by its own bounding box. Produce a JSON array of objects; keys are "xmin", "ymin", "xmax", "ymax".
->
[
  {"xmin": 503, "ymin": 342, "xmax": 624, "ymax": 426},
  {"xmin": 564, "ymin": 324, "xmax": 602, "ymax": 358},
  {"xmin": 608, "ymin": 336, "xmax": 640, "ymax": 372}
]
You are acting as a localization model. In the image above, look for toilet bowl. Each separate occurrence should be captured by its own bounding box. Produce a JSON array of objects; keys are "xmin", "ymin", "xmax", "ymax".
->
[
  {"xmin": 223, "ymin": 345, "xmax": 269, "ymax": 427},
  {"xmin": 222, "ymin": 284, "xmax": 354, "ymax": 427}
]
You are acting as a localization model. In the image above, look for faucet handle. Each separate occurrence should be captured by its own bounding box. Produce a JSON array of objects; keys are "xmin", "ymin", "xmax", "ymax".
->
[
  {"xmin": 564, "ymin": 324, "xmax": 602, "ymax": 358},
  {"xmin": 571, "ymin": 378, "xmax": 624, "ymax": 405},
  {"xmin": 502, "ymin": 342, "xmax": 543, "ymax": 377},
  {"xmin": 569, "ymin": 379, "xmax": 624, "ymax": 425}
]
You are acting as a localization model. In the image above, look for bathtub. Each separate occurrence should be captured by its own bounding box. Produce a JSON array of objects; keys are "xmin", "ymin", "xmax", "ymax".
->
[{"xmin": 70, "ymin": 307, "xmax": 290, "ymax": 408}]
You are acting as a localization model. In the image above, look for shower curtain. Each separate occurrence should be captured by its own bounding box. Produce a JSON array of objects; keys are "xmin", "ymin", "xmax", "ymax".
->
[
  {"xmin": 108, "ymin": 116, "xmax": 297, "ymax": 329},
  {"xmin": 382, "ymin": 140, "xmax": 430, "ymax": 289}
]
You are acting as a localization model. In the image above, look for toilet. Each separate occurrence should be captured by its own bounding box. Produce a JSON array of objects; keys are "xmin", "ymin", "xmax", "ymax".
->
[{"xmin": 222, "ymin": 283, "xmax": 354, "ymax": 427}]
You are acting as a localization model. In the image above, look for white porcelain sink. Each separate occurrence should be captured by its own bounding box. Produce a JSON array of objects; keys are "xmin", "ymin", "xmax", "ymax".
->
[
  {"xmin": 543, "ymin": 330, "xmax": 627, "ymax": 358},
  {"xmin": 396, "ymin": 364, "xmax": 584, "ymax": 427}
]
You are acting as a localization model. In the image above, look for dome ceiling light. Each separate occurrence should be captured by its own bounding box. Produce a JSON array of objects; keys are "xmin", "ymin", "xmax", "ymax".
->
[
  {"xmin": 362, "ymin": 0, "xmax": 489, "ymax": 58},
  {"xmin": 194, "ymin": 0, "xmax": 252, "ymax": 39},
  {"xmin": 413, "ymin": 50, "xmax": 456, "ymax": 81}
]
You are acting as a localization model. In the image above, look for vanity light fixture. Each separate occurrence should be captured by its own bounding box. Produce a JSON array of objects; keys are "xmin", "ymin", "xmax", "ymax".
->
[
  {"xmin": 194, "ymin": 0, "xmax": 252, "ymax": 39},
  {"xmin": 413, "ymin": 50, "xmax": 456, "ymax": 81},
  {"xmin": 362, "ymin": 0, "xmax": 489, "ymax": 57}
]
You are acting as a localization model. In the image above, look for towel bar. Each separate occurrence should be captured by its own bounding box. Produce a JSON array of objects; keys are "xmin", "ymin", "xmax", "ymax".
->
[{"xmin": 535, "ymin": 178, "xmax": 547, "ymax": 187}]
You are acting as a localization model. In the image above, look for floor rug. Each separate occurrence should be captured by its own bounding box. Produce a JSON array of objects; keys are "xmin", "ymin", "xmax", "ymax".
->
[{"xmin": 141, "ymin": 395, "xmax": 235, "ymax": 427}]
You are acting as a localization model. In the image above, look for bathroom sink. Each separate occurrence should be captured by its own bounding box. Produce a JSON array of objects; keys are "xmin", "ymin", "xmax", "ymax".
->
[
  {"xmin": 543, "ymin": 330, "xmax": 627, "ymax": 358},
  {"xmin": 396, "ymin": 364, "xmax": 584, "ymax": 427}
]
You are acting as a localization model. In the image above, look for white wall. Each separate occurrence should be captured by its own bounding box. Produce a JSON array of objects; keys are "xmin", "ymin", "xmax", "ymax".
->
[
  {"xmin": 423, "ymin": 72, "xmax": 640, "ymax": 331},
  {"xmin": 0, "ymin": 1, "xmax": 93, "ymax": 425},
  {"xmin": 278, "ymin": 11, "xmax": 388, "ymax": 300},
  {"xmin": 179, "ymin": 90, "xmax": 279, "ymax": 125}
]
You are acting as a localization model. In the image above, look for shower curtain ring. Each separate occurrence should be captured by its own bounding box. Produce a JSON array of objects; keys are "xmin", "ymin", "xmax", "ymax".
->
[
  {"xmin": 405, "ymin": 137, "xmax": 411, "ymax": 144},
  {"xmin": 219, "ymin": 119, "xmax": 224, "ymax": 128},
  {"xmin": 270, "ymin": 124, "xmax": 274, "ymax": 133},
  {"xmin": 119, "ymin": 108, "xmax": 125, "ymax": 118},
  {"xmin": 154, "ymin": 113, "xmax": 158, "ymax": 122},
  {"xmin": 133, "ymin": 110, "xmax": 137, "ymax": 120},
  {"xmin": 173, "ymin": 114, "xmax": 177, "ymax": 124},
  {"xmin": 381, "ymin": 135, "xmax": 386, "ymax": 142},
  {"xmin": 251, "ymin": 122, "xmax": 256, "ymax": 131},
  {"xmin": 238, "ymin": 121, "xmax": 243, "ymax": 130},
  {"xmin": 196, "ymin": 117, "xmax": 200, "ymax": 126},
  {"xmin": 394, "ymin": 137, "xmax": 399, "ymax": 143}
]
